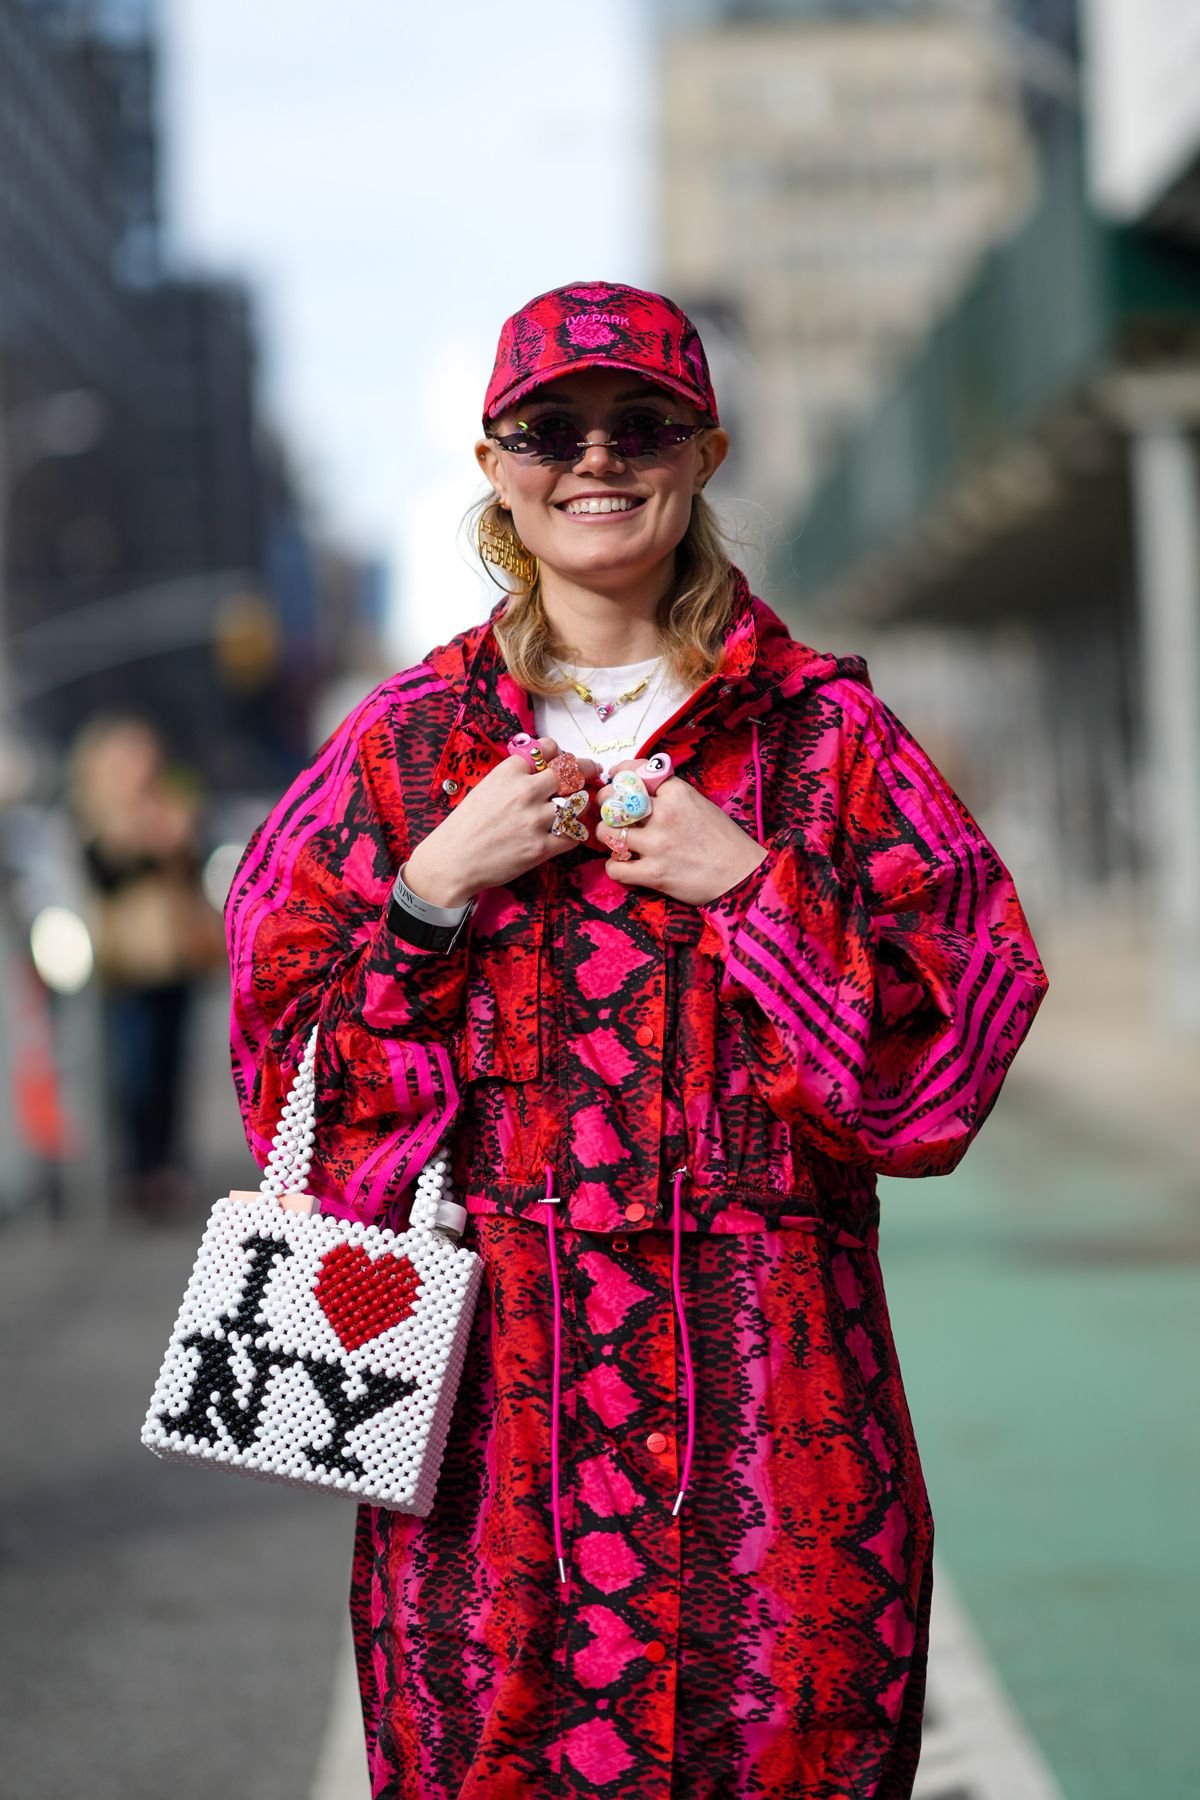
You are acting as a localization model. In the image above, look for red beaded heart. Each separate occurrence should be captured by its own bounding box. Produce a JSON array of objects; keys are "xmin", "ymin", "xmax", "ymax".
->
[{"xmin": 314, "ymin": 1242, "xmax": 422, "ymax": 1351}]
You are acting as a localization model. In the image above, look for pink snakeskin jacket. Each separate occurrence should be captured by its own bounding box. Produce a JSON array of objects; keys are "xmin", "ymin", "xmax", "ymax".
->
[{"xmin": 227, "ymin": 564, "xmax": 1047, "ymax": 1247}]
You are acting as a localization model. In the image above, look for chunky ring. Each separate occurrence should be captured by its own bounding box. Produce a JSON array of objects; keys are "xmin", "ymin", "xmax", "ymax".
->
[
  {"xmin": 549, "ymin": 791, "xmax": 588, "ymax": 841},
  {"xmin": 607, "ymin": 824, "xmax": 633, "ymax": 863},
  {"xmin": 507, "ymin": 732, "xmax": 548, "ymax": 772},
  {"xmin": 549, "ymin": 750, "xmax": 584, "ymax": 796},
  {"xmin": 600, "ymin": 770, "xmax": 652, "ymax": 829},
  {"xmin": 641, "ymin": 752, "xmax": 674, "ymax": 795}
]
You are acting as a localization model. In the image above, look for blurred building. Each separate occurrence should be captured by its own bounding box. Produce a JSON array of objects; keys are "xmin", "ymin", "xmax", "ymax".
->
[
  {"xmin": 0, "ymin": 0, "xmax": 147, "ymax": 588},
  {"xmin": 756, "ymin": 2, "xmax": 1200, "ymax": 1031},
  {"xmin": 0, "ymin": 0, "xmax": 384, "ymax": 794},
  {"xmin": 1084, "ymin": 0, "xmax": 1200, "ymax": 239},
  {"xmin": 656, "ymin": 4, "xmax": 1038, "ymax": 515},
  {"xmin": 135, "ymin": 280, "xmax": 261, "ymax": 579},
  {"xmin": 31, "ymin": 0, "xmax": 165, "ymax": 285}
]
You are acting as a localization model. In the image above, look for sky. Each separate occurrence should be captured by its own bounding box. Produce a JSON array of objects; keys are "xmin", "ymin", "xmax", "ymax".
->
[{"xmin": 160, "ymin": 0, "xmax": 655, "ymax": 664}]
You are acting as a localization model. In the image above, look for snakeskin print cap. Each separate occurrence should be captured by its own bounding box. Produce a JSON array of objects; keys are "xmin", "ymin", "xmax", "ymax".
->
[{"xmin": 482, "ymin": 280, "xmax": 720, "ymax": 427}]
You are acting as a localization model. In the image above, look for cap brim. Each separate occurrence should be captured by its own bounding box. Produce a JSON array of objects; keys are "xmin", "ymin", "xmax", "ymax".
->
[{"xmin": 484, "ymin": 356, "xmax": 717, "ymax": 427}]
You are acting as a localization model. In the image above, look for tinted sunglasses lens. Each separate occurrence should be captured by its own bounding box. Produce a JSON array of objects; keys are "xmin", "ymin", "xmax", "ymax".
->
[
  {"xmin": 500, "ymin": 420, "xmax": 581, "ymax": 462},
  {"xmin": 535, "ymin": 423, "xmax": 586, "ymax": 463},
  {"xmin": 511, "ymin": 419, "xmax": 583, "ymax": 463},
  {"xmin": 613, "ymin": 420, "xmax": 696, "ymax": 458}
]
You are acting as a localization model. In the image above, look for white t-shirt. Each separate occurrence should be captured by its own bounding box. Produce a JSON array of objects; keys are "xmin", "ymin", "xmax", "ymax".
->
[{"xmin": 532, "ymin": 653, "xmax": 699, "ymax": 781}]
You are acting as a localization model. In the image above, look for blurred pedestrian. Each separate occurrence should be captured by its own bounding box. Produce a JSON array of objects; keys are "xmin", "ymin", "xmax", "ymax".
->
[
  {"xmin": 227, "ymin": 281, "xmax": 1049, "ymax": 1798},
  {"xmin": 70, "ymin": 717, "xmax": 222, "ymax": 1219}
]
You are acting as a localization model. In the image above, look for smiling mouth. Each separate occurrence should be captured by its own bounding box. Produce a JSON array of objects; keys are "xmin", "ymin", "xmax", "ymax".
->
[{"xmin": 556, "ymin": 496, "xmax": 647, "ymax": 517}]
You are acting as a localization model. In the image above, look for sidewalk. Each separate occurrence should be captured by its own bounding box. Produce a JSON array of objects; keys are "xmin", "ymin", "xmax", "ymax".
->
[
  {"xmin": 0, "ymin": 978, "xmax": 358, "ymax": 1800},
  {"xmin": 876, "ymin": 907, "xmax": 1199, "ymax": 1800},
  {"xmin": 0, "ymin": 1214, "xmax": 357, "ymax": 1800},
  {"xmin": 1003, "ymin": 910, "xmax": 1200, "ymax": 1171}
]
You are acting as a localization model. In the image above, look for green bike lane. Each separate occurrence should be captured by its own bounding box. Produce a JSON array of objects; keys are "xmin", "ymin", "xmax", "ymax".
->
[{"xmin": 878, "ymin": 1072, "xmax": 1199, "ymax": 1800}]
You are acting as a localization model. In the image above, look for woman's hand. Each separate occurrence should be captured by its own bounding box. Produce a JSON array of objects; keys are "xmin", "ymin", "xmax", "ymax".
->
[
  {"xmin": 595, "ymin": 759, "xmax": 768, "ymax": 905},
  {"xmin": 403, "ymin": 737, "xmax": 601, "ymax": 907}
]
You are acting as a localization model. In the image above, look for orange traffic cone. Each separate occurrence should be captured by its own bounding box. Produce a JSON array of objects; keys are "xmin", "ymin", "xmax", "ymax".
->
[{"xmin": 13, "ymin": 962, "xmax": 74, "ymax": 1160}]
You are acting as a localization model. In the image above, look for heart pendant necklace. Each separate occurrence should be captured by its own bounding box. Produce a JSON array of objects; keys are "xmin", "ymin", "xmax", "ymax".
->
[
  {"xmin": 554, "ymin": 659, "xmax": 661, "ymax": 723},
  {"xmin": 557, "ymin": 663, "xmax": 670, "ymax": 760}
]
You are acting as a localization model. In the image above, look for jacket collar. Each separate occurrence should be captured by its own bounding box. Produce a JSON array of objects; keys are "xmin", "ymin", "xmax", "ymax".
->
[{"xmin": 424, "ymin": 566, "xmax": 869, "ymax": 799}]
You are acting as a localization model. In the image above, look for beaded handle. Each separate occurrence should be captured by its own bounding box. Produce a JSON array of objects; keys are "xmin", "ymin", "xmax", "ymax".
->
[
  {"xmin": 258, "ymin": 1026, "xmax": 318, "ymax": 1200},
  {"xmin": 257, "ymin": 1024, "xmax": 467, "ymax": 1241}
]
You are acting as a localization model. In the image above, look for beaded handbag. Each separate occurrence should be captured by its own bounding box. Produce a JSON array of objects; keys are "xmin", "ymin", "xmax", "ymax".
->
[{"xmin": 141, "ymin": 1027, "xmax": 482, "ymax": 1516}]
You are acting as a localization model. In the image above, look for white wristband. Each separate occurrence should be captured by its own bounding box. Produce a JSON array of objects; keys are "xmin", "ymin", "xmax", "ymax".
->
[{"xmin": 392, "ymin": 863, "xmax": 473, "ymax": 926}]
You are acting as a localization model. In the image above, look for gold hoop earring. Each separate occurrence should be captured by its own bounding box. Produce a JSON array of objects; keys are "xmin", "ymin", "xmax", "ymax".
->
[{"xmin": 478, "ymin": 510, "xmax": 539, "ymax": 589}]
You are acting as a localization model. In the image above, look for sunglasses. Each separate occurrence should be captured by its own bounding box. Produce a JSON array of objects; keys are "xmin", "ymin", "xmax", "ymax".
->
[{"xmin": 486, "ymin": 407, "xmax": 710, "ymax": 467}]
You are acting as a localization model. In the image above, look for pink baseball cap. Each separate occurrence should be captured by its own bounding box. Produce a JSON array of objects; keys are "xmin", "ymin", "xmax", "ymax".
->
[{"xmin": 482, "ymin": 280, "xmax": 720, "ymax": 428}]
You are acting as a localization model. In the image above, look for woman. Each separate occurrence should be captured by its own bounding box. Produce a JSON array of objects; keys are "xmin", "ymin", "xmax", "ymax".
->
[
  {"xmin": 227, "ymin": 281, "xmax": 1049, "ymax": 1799},
  {"xmin": 72, "ymin": 716, "xmax": 220, "ymax": 1217}
]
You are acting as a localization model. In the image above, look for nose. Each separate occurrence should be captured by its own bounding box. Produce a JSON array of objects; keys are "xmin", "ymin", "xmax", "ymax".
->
[{"xmin": 572, "ymin": 432, "xmax": 625, "ymax": 472}]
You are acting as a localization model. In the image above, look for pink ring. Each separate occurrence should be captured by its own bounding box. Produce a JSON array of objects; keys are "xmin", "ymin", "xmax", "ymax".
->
[
  {"xmin": 597, "ymin": 820, "xmax": 633, "ymax": 862},
  {"xmin": 641, "ymin": 752, "xmax": 674, "ymax": 795},
  {"xmin": 507, "ymin": 733, "xmax": 548, "ymax": 772},
  {"xmin": 549, "ymin": 751, "xmax": 584, "ymax": 796}
]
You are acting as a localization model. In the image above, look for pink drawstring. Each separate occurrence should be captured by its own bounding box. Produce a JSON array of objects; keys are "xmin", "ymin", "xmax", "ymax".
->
[
  {"xmin": 671, "ymin": 1164, "xmax": 696, "ymax": 1515},
  {"xmin": 540, "ymin": 1161, "xmax": 567, "ymax": 1584},
  {"xmin": 750, "ymin": 718, "xmax": 765, "ymax": 843},
  {"xmin": 539, "ymin": 1160, "xmax": 698, "ymax": 1583},
  {"xmin": 535, "ymin": 727, "xmax": 760, "ymax": 1577}
]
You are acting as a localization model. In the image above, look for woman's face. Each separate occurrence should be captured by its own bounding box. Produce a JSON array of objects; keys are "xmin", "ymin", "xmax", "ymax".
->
[
  {"xmin": 475, "ymin": 367, "xmax": 729, "ymax": 589},
  {"xmin": 93, "ymin": 722, "xmax": 162, "ymax": 801}
]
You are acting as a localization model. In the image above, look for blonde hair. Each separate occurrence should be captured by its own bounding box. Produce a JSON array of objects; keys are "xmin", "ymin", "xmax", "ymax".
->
[{"xmin": 463, "ymin": 490, "xmax": 740, "ymax": 696}]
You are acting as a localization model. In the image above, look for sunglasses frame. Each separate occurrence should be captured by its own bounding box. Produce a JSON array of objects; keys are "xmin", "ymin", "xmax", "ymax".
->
[{"xmin": 485, "ymin": 411, "xmax": 711, "ymax": 467}]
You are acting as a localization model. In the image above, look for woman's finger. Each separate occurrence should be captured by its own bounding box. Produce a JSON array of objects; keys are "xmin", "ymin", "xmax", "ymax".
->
[
  {"xmin": 603, "ymin": 853, "xmax": 641, "ymax": 883},
  {"xmin": 506, "ymin": 733, "xmax": 560, "ymax": 772},
  {"xmin": 595, "ymin": 820, "xmax": 634, "ymax": 861},
  {"xmin": 603, "ymin": 849, "xmax": 666, "ymax": 890},
  {"xmin": 598, "ymin": 756, "xmax": 676, "ymax": 807},
  {"xmin": 530, "ymin": 750, "xmax": 599, "ymax": 802}
]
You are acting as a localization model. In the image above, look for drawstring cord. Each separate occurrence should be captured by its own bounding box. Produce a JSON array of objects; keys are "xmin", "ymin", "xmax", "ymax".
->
[
  {"xmin": 670, "ymin": 1164, "xmax": 696, "ymax": 1516},
  {"xmin": 535, "ymin": 726, "xmax": 760, "ymax": 1577},
  {"xmin": 750, "ymin": 717, "xmax": 765, "ymax": 843},
  {"xmin": 538, "ymin": 1160, "xmax": 698, "ymax": 1583},
  {"xmin": 527, "ymin": 725, "xmax": 787, "ymax": 1577},
  {"xmin": 540, "ymin": 1162, "xmax": 567, "ymax": 1584}
]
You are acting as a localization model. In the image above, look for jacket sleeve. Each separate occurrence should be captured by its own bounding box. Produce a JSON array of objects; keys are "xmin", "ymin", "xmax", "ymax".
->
[
  {"xmin": 225, "ymin": 689, "xmax": 468, "ymax": 1224},
  {"xmin": 697, "ymin": 678, "xmax": 1049, "ymax": 1177}
]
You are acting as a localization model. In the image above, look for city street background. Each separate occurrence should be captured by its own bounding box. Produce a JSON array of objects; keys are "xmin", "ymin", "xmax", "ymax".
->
[{"xmin": 3, "ymin": 3, "xmax": 1199, "ymax": 1798}]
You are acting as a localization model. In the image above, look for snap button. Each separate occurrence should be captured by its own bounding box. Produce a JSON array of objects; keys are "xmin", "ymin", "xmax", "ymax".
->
[
  {"xmin": 441, "ymin": 777, "xmax": 459, "ymax": 795},
  {"xmin": 645, "ymin": 1431, "xmax": 668, "ymax": 1454},
  {"xmin": 611, "ymin": 1237, "xmax": 630, "ymax": 1252},
  {"xmin": 634, "ymin": 1024, "xmax": 655, "ymax": 1047},
  {"xmin": 624, "ymin": 1203, "xmax": 646, "ymax": 1223},
  {"xmin": 643, "ymin": 1639, "xmax": 667, "ymax": 1663}
]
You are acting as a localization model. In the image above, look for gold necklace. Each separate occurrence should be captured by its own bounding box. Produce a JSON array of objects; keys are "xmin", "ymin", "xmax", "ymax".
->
[
  {"xmin": 553, "ymin": 659, "xmax": 660, "ymax": 723},
  {"xmin": 558, "ymin": 663, "xmax": 670, "ymax": 758}
]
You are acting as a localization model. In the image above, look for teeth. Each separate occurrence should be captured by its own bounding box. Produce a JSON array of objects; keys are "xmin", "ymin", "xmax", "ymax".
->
[{"xmin": 563, "ymin": 497, "xmax": 640, "ymax": 515}]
